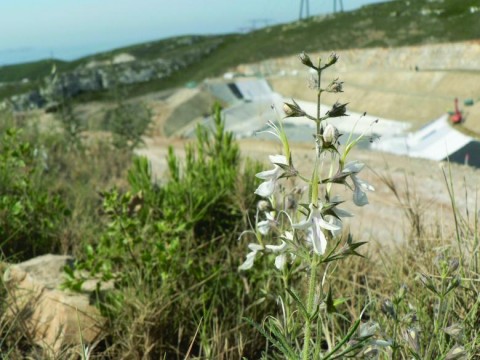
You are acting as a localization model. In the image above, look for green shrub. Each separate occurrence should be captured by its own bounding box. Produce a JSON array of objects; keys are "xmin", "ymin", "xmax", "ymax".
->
[
  {"xmin": 0, "ymin": 128, "xmax": 68, "ymax": 259},
  {"xmin": 102, "ymin": 101, "xmax": 152, "ymax": 149},
  {"xmin": 65, "ymin": 106, "xmax": 270, "ymax": 357}
]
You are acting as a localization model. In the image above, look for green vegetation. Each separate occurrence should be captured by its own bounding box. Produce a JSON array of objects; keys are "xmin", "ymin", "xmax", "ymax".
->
[
  {"xmin": 0, "ymin": 127, "xmax": 67, "ymax": 259},
  {"xmin": 0, "ymin": 59, "xmax": 73, "ymax": 83},
  {"xmin": 0, "ymin": 11, "xmax": 479, "ymax": 356},
  {"xmin": 0, "ymin": 57, "xmax": 479, "ymax": 357}
]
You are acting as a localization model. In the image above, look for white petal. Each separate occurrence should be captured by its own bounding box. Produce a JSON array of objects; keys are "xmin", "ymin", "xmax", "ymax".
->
[
  {"xmin": 351, "ymin": 175, "xmax": 372, "ymax": 206},
  {"xmin": 342, "ymin": 161, "xmax": 365, "ymax": 174},
  {"xmin": 239, "ymin": 251, "xmax": 257, "ymax": 270},
  {"xmin": 292, "ymin": 206, "xmax": 315, "ymax": 229},
  {"xmin": 257, "ymin": 220, "xmax": 271, "ymax": 235},
  {"xmin": 315, "ymin": 214, "xmax": 341, "ymax": 231},
  {"xmin": 283, "ymin": 231, "xmax": 294, "ymax": 241},
  {"xmin": 326, "ymin": 216, "xmax": 343, "ymax": 237},
  {"xmin": 358, "ymin": 179, "xmax": 375, "ymax": 192},
  {"xmin": 256, "ymin": 166, "xmax": 281, "ymax": 180},
  {"xmin": 269, "ymin": 154, "xmax": 288, "ymax": 166},
  {"xmin": 255, "ymin": 179, "xmax": 276, "ymax": 197},
  {"xmin": 265, "ymin": 211, "xmax": 275, "ymax": 221},
  {"xmin": 265, "ymin": 241, "xmax": 287, "ymax": 252},
  {"xmin": 353, "ymin": 187, "xmax": 369, "ymax": 206},
  {"xmin": 292, "ymin": 219, "xmax": 311, "ymax": 230},
  {"xmin": 274, "ymin": 254, "xmax": 287, "ymax": 270},
  {"xmin": 308, "ymin": 226, "xmax": 327, "ymax": 255},
  {"xmin": 352, "ymin": 175, "xmax": 375, "ymax": 191},
  {"xmin": 248, "ymin": 243, "xmax": 264, "ymax": 252}
]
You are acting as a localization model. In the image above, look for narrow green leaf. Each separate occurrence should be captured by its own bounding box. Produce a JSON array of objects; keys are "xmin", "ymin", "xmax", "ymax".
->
[{"xmin": 326, "ymin": 287, "xmax": 337, "ymax": 314}]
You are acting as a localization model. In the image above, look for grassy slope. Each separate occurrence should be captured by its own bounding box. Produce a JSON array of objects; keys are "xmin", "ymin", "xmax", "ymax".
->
[{"xmin": 1, "ymin": 0, "xmax": 479, "ymax": 98}]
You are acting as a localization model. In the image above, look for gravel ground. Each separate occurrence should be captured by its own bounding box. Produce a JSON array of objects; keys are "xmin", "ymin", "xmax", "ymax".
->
[{"xmin": 139, "ymin": 135, "xmax": 480, "ymax": 246}]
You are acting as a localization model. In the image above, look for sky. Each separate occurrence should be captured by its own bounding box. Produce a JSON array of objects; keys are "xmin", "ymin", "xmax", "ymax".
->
[{"xmin": 0, "ymin": 0, "xmax": 388, "ymax": 66}]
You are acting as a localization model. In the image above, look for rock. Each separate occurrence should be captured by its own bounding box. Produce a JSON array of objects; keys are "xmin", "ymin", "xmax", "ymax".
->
[
  {"xmin": 10, "ymin": 90, "xmax": 46, "ymax": 111},
  {"xmin": 6, "ymin": 36, "xmax": 224, "ymax": 112},
  {"xmin": 112, "ymin": 53, "xmax": 136, "ymax": 64},
  {"xmin": 2, "ymin": 254, "xmax": 105, "ymax": 357}
]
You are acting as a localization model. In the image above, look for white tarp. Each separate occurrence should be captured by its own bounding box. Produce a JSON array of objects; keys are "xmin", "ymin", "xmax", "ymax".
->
[{"xmin": 372, "ymin": 114, "xmax": 473, "ymax": 161}]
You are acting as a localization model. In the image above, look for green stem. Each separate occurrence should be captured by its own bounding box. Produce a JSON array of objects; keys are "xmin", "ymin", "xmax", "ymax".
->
[
  {"xmin": 316, "ymin": 68, "xmax": 322, "ymax": 135},
  {"xmin": 392, "ymin": 315, "xmax": 398, "ymax": 359},
  {"xmin": 282, "ymin": 270, "xmax": 291, "ymax": 334},
  {"xmin": 314, "ymin": 67, "xmax": 323, "ymax": 159},
  {"xmin": 302, "ymin": 255, "xmax": 319, "ymax": 360},
  {"xmin": 425, "ymin": 278, "xmax": 448, "ymax": 359}
]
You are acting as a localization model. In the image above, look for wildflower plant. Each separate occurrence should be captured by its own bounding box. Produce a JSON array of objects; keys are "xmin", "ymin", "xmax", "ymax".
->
[{"xmin": 239, "ymin": 52, "xmax": 380, "ymax": 359}]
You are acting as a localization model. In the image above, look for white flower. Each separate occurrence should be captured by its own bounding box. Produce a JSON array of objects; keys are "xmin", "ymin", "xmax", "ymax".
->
[
  {"xmin": 342, "ymin": 160, "xmax": 365, "ymax": 174},
  {"xmin": 257, "ymin": 211, "xmax": 275, "ymax": 235},
  {"xmin": 323, "ymin": 123, "xmax": 340, "ymax": 145},
  {"xmin": 255, "ymin": 155, "xmax": 288, "ymax": 197},
  {"xmin": 266, "ymin": 241, "xmax": 288, "ymax": 270},
  {"xmin": 239, "ymin": 243, "xmax": 264, "ymax": 271},
  {"xmin": 351, "ymin": 175, "xmax": 375, "ymax": 206},
  {"xmin": 342, "ymin": 161, "xmax": 375, "ymax": 207},
  {"xmin": 293, "ymin": 204, "xmax": 341, "ymax": 255},
  {"xmin": 265, "ymin": 231, "xmax": 296, "ymax": 270},
  {"xmin": 325, "ymin": 215, "xmax": 343, "ymax": 238},
  {"xmin": 274, "ymin": 254, "xmax": 287, "ymax": 270}
]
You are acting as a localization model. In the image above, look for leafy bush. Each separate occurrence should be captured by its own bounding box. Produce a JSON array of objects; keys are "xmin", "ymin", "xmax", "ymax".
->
[
  {"xmin": 102, "ymin": 101, "xmax": 152, "ymax": 149},
  {"xmin": 0, "ymin": 128, "xmax": 68, "ymax": 259},
  {"xmin": 66, "ymin": 106, "xmax": 270, "ymax": 357}
]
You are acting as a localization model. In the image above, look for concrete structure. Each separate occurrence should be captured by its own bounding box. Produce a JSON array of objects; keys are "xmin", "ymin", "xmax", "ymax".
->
[
  {"xmin": 372, "ymin": 115, "xmax": 480, "ymax": 167},
  {"xmin": 196, "ymin": 77, "xmax": 480, "ymax": 168}
]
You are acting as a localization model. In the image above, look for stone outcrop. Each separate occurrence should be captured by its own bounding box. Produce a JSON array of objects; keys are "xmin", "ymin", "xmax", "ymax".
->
[
  {"xmin": 2, "ymin": 254, "xmax": 105, "ymax": 357},
  {"xmin": 9, "ymin": 90, "xmax": 46, "ymax": 111},
  {"xmin": 8, "ymin": 37, "xmax": 224, "ymax": 112}
]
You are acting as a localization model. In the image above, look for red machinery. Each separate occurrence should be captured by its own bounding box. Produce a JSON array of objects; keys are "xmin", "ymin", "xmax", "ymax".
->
[{"xmin": 450, "ymin": 97, "xmax": 463, "ymax": 124}]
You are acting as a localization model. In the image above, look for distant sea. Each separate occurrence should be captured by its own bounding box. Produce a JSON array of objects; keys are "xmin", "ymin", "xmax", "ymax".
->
[{"xmin": 0, "ymin": 43, "xmax": 121, "ymax": 66}]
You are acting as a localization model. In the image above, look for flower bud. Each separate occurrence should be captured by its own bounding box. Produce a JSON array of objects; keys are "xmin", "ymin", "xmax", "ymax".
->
[
  {"xmin": 443, "ymin": 324, "xmax": 463, "ymax": 339},
  {"xmin": 326, "ymin": 102, "xmax": 348, "ymax": 118},
  {"xmin": 395, "ymin": 284, "xmax": 407, "ymax": 303},
  {"xmin": 445, "ymin": 345, "xmax": 466, "ymax": 360},
  {"xmin": 381, "ymin": 299, "xmax": 396, "ymax": 319},
  {"xmin": 299, "ymin": 52, "xmax": 315, "ymax": 69},
  {"xmin": 283, "ymin": 101, "xmax": 306, "ymax": 118},
  {"xmin": 445, "ymin": 275, "xmax": 461, "ymax": 295},
  {"xmin": 419, "ymin": 273, "xmax": 438, "ymax": 295},
  {"xmin": 325, "ymin": 78, "xmax": 344, "ymax": 93},
  {"xmin": 448, "ymin": 259, "xmax": 460, "ymax": 274},
  {"xmin": 403, "ymin": 328, "xmax": 420, "ymax": 353},
  {"xmin": 257, "ymin": 200, "xmax": 271, "ymax": 212},
  {"xmin": 326, "ymin": 52, "xmax": 339, "ymax": 66},
  {"xmin": 322, "ymin": 123, "xmax": 339, "ymax": 145}
]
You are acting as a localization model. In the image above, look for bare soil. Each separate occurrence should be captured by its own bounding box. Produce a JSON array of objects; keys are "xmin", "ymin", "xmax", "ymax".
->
[
  {"xmin": 139, "ymin": 135, "xmax": 480, "ymax": 246},
  {"xmin": 133, "ymin": 41, "xmax": 480, "ymax": 245},
  {"xmin": 29, "ymin": 41, "xmax": 476, "ymax": 246}
]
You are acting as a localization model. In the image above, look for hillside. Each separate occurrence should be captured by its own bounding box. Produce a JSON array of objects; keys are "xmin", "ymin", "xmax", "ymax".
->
[{"xmin": 1, "ymin": 0, "xmax": 479, "ymax": 107}]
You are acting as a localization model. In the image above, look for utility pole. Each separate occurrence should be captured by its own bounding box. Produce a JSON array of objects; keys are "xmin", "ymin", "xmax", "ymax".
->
[
  {"xmin": 333, "ymin": 0, "xmax": 344, "ymax": 13},
  {"xmin": 299, "ymin": 0, "xmax": 310, "ymax": 20}
]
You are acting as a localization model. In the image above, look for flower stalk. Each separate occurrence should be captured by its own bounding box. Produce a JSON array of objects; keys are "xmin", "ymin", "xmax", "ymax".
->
[
  {"xmin": 303, "ymin": 254, "xmax": 319, "ymax": 360},
  {"xmin": 239, "ymin": 50, "xmax": 376, "ymax": 358}
]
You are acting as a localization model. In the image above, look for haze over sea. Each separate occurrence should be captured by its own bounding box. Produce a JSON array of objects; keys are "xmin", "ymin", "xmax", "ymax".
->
[{"xmin": 0, "ymin": 0, "xmax": 387, "ymax": 66}]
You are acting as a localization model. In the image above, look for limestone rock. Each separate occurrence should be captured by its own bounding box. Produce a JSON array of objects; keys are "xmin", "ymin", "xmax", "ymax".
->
[
  {"xmin": 2, "ymin": 254, "xmax": 105, "ymax": 356},
  {"xmin": 10, "ymin": 90, "xmax": 46, "ymax": 111}
]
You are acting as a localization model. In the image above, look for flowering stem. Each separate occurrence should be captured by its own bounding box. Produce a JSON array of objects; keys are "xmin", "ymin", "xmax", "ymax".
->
[
  {"xmin": 316, "ymin": 67, "xmax": 322, "ymax": 134},
  {"xmin": 302, "ymin": 254, "xmax": 319, "ymax": 360},
  {"xmin": 317, "ymin": 78, "xmax": 321, "ymax": 119}
]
